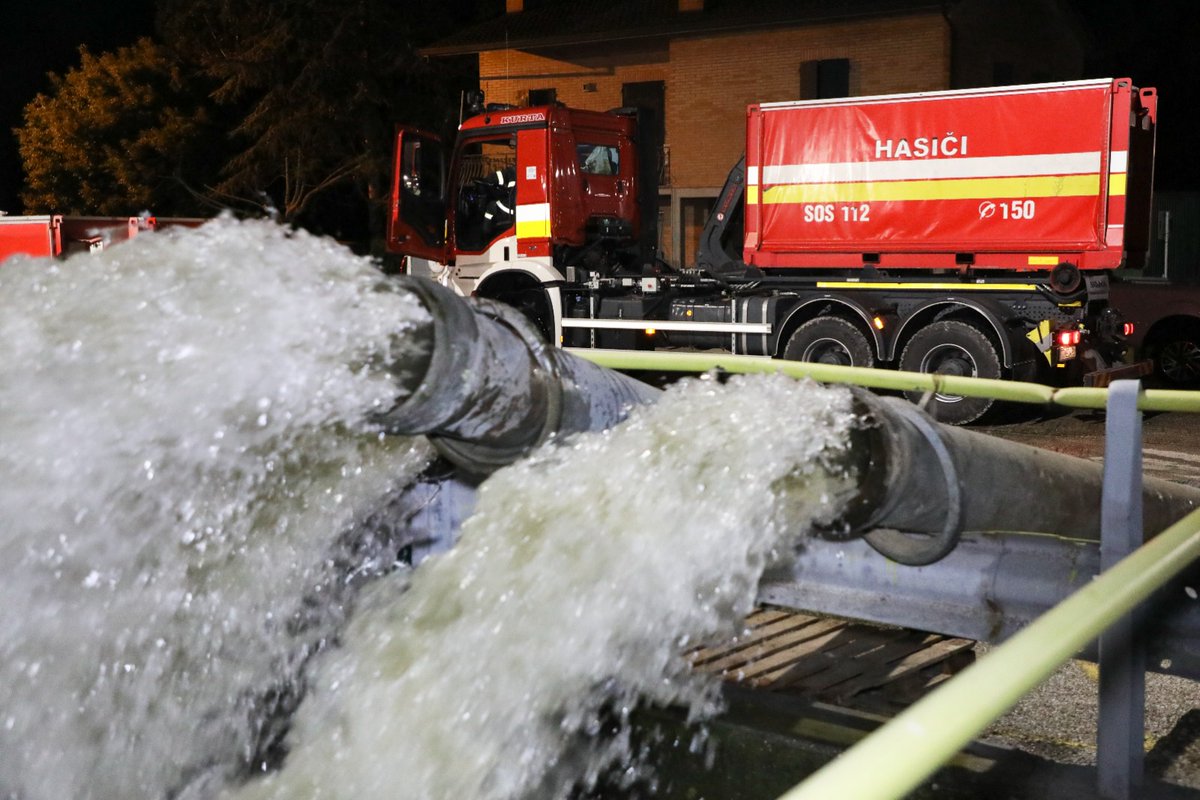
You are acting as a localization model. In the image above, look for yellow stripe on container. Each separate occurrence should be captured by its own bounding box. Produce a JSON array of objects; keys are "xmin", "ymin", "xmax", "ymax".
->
[
  {"xmin": 762, "ymin": 174, "xmax": 1103, "ymax": 204},
  {"xmin": 815, "ymin": 281, "xmax": 1038, "ymax": 292}
]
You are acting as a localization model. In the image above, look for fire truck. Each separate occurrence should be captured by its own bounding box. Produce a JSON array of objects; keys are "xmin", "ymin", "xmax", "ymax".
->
[
  {"xmin": 0, "ymin": 214, "xmax": 156, "ymax": 259},
  {"xmin": 0, "ymin": 214, "xmax": 205, "ymax": 261},
  {"xmin": 386, "ymin": 78, "xmax": 1157, "ymax": 423}
]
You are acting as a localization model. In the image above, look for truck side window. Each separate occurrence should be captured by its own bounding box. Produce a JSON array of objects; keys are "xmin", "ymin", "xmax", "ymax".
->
[
  {"xmin": 399, "ymin": 136, "xmax": 445, "ymax": 247},
  {"xmin": 578, "ymin": 144, "xmax": 619, "ymax": 176}
]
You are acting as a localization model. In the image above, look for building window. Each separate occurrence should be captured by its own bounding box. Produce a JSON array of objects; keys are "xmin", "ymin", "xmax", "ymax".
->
[
  {"xmin": 800, "ymin": 58, "xmax": 850, "ymax": 100},
  {"xmin": 528, "ymin": 87, "xmax": 557, "ymax": 106}
]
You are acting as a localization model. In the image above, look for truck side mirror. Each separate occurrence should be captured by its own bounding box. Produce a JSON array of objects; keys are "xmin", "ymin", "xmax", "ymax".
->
[{"xmin": 465, "ymin": 90, "xmax": 486, "ymax": 116}]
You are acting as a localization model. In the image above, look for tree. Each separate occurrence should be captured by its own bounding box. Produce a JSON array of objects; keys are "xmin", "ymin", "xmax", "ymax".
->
[
  {"xmin": 157, "ymin": 0, "xmax": 475, "ymax": 241},
  {"xmin": 14, "ymin": 2, "xmax": 478, "ymax": 242},
  {"xmin": 16, "ymin": 38, "xmax": 220, "ymax": 216}
]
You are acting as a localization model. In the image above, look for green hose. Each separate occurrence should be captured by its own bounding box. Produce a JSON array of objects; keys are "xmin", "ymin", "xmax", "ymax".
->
[{"xmin": 567, "ymin": 348, "xmax": 1200, "ymax": 413}]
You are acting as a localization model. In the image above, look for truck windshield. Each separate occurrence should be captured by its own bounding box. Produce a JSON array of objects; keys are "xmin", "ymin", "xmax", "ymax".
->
[{"xmin": 455, "ymin": 137, "xmax": 517, "ymax": 252}]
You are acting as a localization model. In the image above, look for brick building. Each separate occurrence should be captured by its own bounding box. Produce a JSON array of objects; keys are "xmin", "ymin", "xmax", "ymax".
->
[{"xmin": 423, "ymin": 0, "xmax": 1087, "ymax": 267}]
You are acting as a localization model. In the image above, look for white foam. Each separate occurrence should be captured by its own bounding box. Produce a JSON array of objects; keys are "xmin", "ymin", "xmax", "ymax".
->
[
  {"xmin": 0, "ymin": 217, "xmax": 433, "ymax": 798},
  {"xmin": 234, "ymin": 373, "xmax": 856, "ymax": 800}
]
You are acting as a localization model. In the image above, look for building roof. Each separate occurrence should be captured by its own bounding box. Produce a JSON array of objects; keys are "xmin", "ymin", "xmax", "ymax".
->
[{"xmin": 421, "ymin": 0, "xmax": 947, "ymax": 57}]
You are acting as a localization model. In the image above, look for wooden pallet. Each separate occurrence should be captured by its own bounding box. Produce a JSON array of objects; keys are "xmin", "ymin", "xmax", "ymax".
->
[{"xmin": 690, "ymin": 607, "xmax": 976, "ymax": 714}]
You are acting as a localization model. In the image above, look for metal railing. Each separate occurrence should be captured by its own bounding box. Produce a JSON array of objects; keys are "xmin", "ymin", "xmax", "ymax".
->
[{"xmin": 567, "ymin": 348, "xmax": 1200, "ymax": 800}]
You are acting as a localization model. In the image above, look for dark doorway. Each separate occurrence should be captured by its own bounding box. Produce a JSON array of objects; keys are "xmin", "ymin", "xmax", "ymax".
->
[
  {"xmin": 622, "ymin": 80, "xmax": 666, "ymax": 184},
  {"xmin": 800, "ymin": 58, "xmax": 851, "ymax": 99}
]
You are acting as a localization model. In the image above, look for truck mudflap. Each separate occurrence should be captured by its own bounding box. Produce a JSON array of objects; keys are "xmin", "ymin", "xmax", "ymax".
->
[{"xmin": 1083, "ymin": 359, "xmax": 1154, "ymax": 388}]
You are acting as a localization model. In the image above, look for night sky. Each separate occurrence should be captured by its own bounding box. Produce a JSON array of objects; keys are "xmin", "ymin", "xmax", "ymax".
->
[
  {"xmin": 2, "ymin": 1, "xmax": 1199, "ymax": 216},
  {"xmin": 1077, "ymin": 0, "xmax": 1200, "ymax": 192}
]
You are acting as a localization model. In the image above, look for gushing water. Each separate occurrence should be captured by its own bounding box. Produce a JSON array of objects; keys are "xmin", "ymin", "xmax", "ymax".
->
[
  {"xmin": 0, "ymin": 218, "xmax": 433, "ymax": 798},
  {"xmin": 1, "ymin": 217, "xmax": 859, "ymax": 800},
  {"xmin": 232, "ymin": 373, "xmax": 857, "ymax": 800}
]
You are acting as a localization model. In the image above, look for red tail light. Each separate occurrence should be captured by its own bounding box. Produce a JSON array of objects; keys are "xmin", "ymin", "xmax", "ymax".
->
[
  {"xmin": 1123, "ymin": 322, "xmax": 1135, "ymax": 336},
  {"xmin": 1057, "ymin": 330, "xmax": 1081, "ymax": 347}
]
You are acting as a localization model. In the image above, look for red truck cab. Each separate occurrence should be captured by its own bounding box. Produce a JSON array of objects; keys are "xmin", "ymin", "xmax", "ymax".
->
[{"xmin": 388, "ymin": 103, "xmax": 642, "ymax": 271}]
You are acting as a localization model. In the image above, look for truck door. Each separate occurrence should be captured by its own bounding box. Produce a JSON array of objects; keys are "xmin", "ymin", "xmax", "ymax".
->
[
  {"xmin": 387, "ymin": 129, "xmax": 448, "ymax": 262},
  {"xmin": 573, "ymin": 131, "xmax": 633, "ymax": 225}
]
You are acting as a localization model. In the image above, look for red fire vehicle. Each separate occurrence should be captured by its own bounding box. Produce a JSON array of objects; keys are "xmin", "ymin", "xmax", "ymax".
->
[
  {"xmin": 0, "ymin": 214, "xmax": 156, "ymax": 260},
  {"xmin": 0, "ymin": 214, "xmax": 207, "ymax": 263},
  {"xmin": 388, "ymin": 78, "xmax": 1157, "ymax": 423}
]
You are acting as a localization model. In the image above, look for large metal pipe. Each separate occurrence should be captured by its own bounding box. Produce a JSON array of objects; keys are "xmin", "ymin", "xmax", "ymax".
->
[
  {"xmin": 379, "ymin": 276, "xmax": 1200, "ymax": 564},
  {"xmin": 842, "ymin": 392, "xmax": 1200, "ymax": 563},
  {"xmin": 372, "ymin": 276, "xmax": 1200, "ymax": 681},
  {"xmin": 378, "ymin": 277, "xmax": 660, "ymax": 473}
]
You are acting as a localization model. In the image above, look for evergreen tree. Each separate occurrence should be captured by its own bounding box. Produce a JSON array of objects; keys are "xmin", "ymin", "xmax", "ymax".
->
[{"xmin": 17, "ymin": 38, "xmax": 220, "ymax": 216}]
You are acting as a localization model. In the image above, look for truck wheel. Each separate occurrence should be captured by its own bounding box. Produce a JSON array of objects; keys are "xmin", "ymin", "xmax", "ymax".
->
[
  {"xmin": 490, "ymin": 286, "xmax": 553, "ymax": 342},
  {"xmin": 783, "ymin": 317, "xmax": 875, "ymax": 368},
  {"xmin": 899, "ymin": 321, "xmax": 1001, "ymax": 424}
]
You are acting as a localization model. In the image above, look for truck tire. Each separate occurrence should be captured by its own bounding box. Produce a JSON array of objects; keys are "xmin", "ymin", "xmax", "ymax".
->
[
  {"xmin": 486, "ymin": 286, "xmax": 554, "ymax": 343},
  {"xmin": 899, "ymin": 320, "xmax": 1001, "ymax": 424},
  {"xmin": 783, "ymin": 317, "xmax": 875, "ymax": 368}
]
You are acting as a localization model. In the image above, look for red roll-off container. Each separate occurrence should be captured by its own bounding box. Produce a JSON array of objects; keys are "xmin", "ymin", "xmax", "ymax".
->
[
  {"xmin": 0, "ymin": 215, "xmax": 163, "ymax": 261},
  {"xmin": 743, "ymin": 78, "xmax": 1157, "ymax": 272}
]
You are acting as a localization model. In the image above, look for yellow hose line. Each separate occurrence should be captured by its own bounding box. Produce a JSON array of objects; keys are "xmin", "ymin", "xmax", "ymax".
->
[
  {"xmin": 566, "ymin": 348, "xmax": 1200, "ymax": 413},
  {"xmin": 775, "ymin": 506, "xmax": 1200, "ymax": 800}
]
